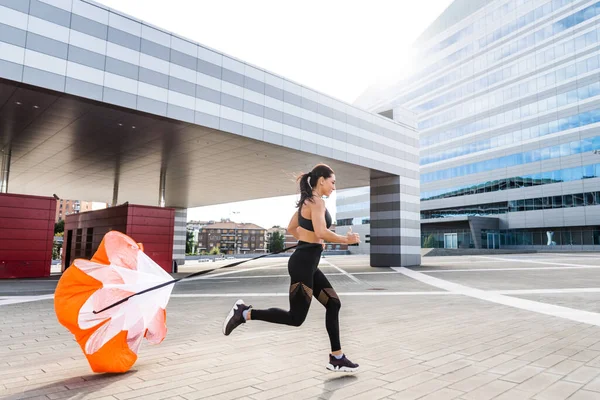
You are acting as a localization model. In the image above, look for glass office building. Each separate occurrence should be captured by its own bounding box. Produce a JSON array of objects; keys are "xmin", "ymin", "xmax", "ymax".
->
[{"xmin": 356, "ymin": 0, "xmax": 600, "ymax": 249}]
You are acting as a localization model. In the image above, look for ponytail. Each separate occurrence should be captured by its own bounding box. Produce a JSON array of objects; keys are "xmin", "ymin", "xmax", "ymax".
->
[
  {"xmin": 296, "ymin": 172, "xmax": 313, "ymax": 208},
  {"xmin": 295, "ymin": 163, "xmax": 334, "ymax": 208}
]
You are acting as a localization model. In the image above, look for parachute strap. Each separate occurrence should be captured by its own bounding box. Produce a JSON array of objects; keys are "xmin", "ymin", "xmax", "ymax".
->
[{"xmin": 93, "ymin": 242, "xmax": 322, "ymax": 314}]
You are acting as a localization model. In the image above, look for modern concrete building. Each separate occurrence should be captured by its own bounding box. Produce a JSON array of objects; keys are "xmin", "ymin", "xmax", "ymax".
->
[
  {"xmin": 357, "ymin": 0, "xmax": 600, "ymax": 250},
  {"xmin": 336, "ymin": 186, "xmax": 372, "ymax": 254},
  {"xmin": 0, "ymin": 0, "xmax": 420, "ymax": 274}
]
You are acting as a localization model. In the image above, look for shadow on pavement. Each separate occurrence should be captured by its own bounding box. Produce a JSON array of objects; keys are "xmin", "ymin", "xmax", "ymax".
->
[
  {"xmin": 319, "ymin": 374, "xmax": 359, "ymax": 399},
  {"xmin": 3, "ymin": 370, "xmax": 138, "ymax": 400}
]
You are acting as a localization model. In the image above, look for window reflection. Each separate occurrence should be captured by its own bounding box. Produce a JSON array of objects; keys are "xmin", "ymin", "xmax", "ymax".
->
[
  {"xmin": 421, "ymin": 107, "xmax": 600, "ymax": 165},
  {"xmin": 421, "ymin": 162, "xmax": 600, "ymax": 201},
  {"xmin": 416, "ymin": 9, "xmax": 600, "ymax": 121},
  {"xmin": 421, "ymin": 189, "xmax": 600, "ymax": 219},
  {"xmin": 422, "ymin": 136, "xmax": 600, "ymax": 183},
  {"xmin": 336, "ymin": 217, "xmax": 370, "ymax": 226},
  {"xmin": 421, "ymin": 78, "xmax": 600, "ymax": 150},
  {"xmin": 413, "ymin": 0, "xmax": 577, "ymax": 96}
]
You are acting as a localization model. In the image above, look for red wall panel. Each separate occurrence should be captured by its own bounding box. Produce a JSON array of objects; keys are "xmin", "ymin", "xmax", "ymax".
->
[
  {"xmin": 63, "ymin": 204, "xmax": 175, "ymax": 274},
  {"xmin": 127, "ymin": 205, "xmax": 174, "ymax": 273},
  {"xmin": 0, "ymin": 193, "xmax": 56, "ymax": 279}
]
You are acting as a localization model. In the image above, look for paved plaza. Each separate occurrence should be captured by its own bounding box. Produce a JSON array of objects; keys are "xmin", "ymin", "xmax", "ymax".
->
[{"xmin": 3, "ymin": 253, "xmax": 600, "ymax": 399}]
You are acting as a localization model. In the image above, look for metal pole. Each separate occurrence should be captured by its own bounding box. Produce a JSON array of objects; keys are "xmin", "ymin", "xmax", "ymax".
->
[
  {"xmin": 158, "ymin": 163, "xmax": 166, "ymax": 207},
  {"xmin": 111, "ymin": 160, "xmax": 120, "ymax": 207},
  {"xmin": 0, "ymin": 145, "xmax": 11, "ymax": 193}
]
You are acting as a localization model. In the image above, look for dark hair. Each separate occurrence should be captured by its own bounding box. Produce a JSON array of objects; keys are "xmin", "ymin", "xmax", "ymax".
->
[{"xmin": 296, "ymin": 163, "xmax": 334, "ymax": 208}]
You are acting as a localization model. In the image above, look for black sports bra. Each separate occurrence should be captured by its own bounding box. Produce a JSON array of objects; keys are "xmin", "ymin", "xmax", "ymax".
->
[{"xmin": 298, "ymin": 202, "xmax": 332, "ymax": 232}]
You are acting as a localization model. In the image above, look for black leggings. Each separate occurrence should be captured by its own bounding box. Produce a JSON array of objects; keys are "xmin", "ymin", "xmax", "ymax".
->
[{"xmin": 251, "ymin": 242, "xmax": 342, "ymax": 352}]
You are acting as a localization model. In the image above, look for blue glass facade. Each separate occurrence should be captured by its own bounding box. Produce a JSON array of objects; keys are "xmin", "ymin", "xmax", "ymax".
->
[
  {"xmin": 421, "ymin": 188, "xmax": 600, "ymax": 219},
  {"xmin": 422, "ymin": 162, "xmax": 600, "ymax": 201},
  {"xmin": 422, "ymin": 136, "xmax": 600, "ymax": 183},
  {"xmin": 420, "ymin": 49, "xmax": 600, "ymax": 133},
  {"xmin": 397, "ymin": 0, "xmax": 583, "ymax": 110},
  {"xmin": 361, "ymin": 0, "xmax": 600, "ymax": 248}
]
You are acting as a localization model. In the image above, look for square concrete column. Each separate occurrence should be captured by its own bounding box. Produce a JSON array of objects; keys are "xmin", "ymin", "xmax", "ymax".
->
[
  {"xmin": 173, "ymin": 208, "xmax": 187, "ymax": 266},
  {"xmin": 370, "ymin": 174, "xmax": 421, "ymax": 267}
]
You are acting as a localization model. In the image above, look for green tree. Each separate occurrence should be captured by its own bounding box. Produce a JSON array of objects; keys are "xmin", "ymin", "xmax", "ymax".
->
[
  {"xmin": 268, "ymin": 231, "xmax": 285, "ymax": 253},
  {"xmin": 209, "ymin": 246, "xmax": 221, "ymax": 255},
  {"xmin": 423, "ymin": 234, "xmax": 436, "ymax": 248},
  {"xmin": 185, "ymin": 230, "xmax": 195, "ymax": 255},
  {"xmin": 54, "ymin": 220, "xmax": 64, "ymax": 234}
]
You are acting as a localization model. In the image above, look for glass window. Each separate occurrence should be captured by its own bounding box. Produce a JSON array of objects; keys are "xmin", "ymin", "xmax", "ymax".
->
[
  {"xmin": 541, "ymin": 147, "xmax": 551, "ymax": 160},
  {"xmin": 575, "ymin": 34, "xmax": 587, "ymax": 51},
  {"xmin": 525, "ymin": 199, "xmax": 534, "ymax": 210},
  {"xmin": 579, "ymin": 85, "xmax": 590, "ymax": 100},
  {"xmin": 557, "ymin": 93, "xmax": 568, "ymax": 107},
  {"xmin": 542, "ymin": 197, "xmax": 551, "ymax": 209},
  {"xmin": 565, "ymin": 39, "xmax": 576, "ymax": 54},
  {"xmin": 590, "ymin": 82, "xmax": 600, "ymax": 97},
  {"xmin": 563, "ymin": 194, "xmax": 574, "ymax": 207},
  {"xmin": 577, "ymin": 60, "xmax": 588, "ymax": 75},
  {"xmin": 553, "ymin": 195, "xmax": 563, "ymax": 208},
  {"xmin": 541, "ymin": 170, "xmax": 552, "ymax": 182},
  {"xmin": 585, "ymin": 192, "xmax": 595, "ymax": 205}
]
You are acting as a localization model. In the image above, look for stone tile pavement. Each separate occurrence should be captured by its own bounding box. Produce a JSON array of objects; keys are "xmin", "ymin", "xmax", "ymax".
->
[{"xmin": 3, "ymin": 253, "xmax": 600, "ymax": 399}]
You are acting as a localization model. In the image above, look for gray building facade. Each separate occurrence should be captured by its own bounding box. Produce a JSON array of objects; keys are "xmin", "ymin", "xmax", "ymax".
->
[
  {"xmin": 336, "ymin": 186, "xmax": 371, "ymax": 254},
  {"xmin": 358, "ymin": 0, "xmax": 600, "ymax": 250}
]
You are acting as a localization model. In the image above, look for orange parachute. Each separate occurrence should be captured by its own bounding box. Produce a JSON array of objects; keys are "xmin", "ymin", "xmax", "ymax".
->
[{"xmin": 54, "ymin": 231, "xmax": 173, "ymax": 373}]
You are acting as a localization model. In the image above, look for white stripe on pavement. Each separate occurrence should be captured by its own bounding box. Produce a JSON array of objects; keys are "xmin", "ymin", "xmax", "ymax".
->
[
  {"xmin": 7, "ymin": 286, "xmax": 600, "ymax": 306},
  {"xmin": 320, "ymin": 258, "xmax": 362, "ymax": 283},
  {"xmin": 393, "ymin": 267, "xmax": 600, "ymax": 327},
  {"xmin": 418, "ymin": 266, "xmax": 600, "ymax": 273},
  {"xmin": 475, "ymin": 256, "xmax": 600, "ymax": 269}
]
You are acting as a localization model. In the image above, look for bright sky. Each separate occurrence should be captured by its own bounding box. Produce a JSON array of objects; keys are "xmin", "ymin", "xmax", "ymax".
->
[{"xmin": 96, "ymin": 0, "xmax": 453, "ymax": 228}]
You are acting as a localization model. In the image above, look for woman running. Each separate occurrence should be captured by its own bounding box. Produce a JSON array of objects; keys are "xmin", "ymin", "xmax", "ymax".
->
[{"xmin": 222, "ymin": 163, "xmax": 361, "ymax": 372}]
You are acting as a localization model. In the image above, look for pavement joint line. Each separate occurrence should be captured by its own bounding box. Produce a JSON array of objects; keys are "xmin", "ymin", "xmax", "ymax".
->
[
  {"xmin": 393, "ymin": 266, "xmax": 600, "ymax": 327},
  {"xmin": 422, "ymin": 258, "xmax": 586, "ymax": 264},
  {"xmin": 172, "ymin": 291, "xmax": 455, "ymax": 297},
  {"xmin": 319, "ymin": 258, "xmax": 363, "ymax": 284},
  {"xmin": 181, "ymin": 262, "xmax": 289, "ymax": 281},
  {"xmin": 494, "ymin": 288, "xmax": 600, "ymax": 294},
  {"xmin": 545, "ymin": 253, "xmax": 600, "ymax": 258},
  {"xmin": 0, "ymin": 295, "xmax": 54, "ymax": 306},
  {"xmin": 0, "ymin": 291, "xmax": 460, "ymax": 305},
  {"xmin": 422, "ymin": 260, "xmax": 509, "ymax": 264},
  {"xmin": 0, "ymin": 271, "xmax": 396, "ymax": 283},
  {"xmin": 7, "ymin": 286, "xmax": 600, "ymax": 305},
  {"xmin": 475, "ymin": 256, "xmax": 600, "ymax": 269},
  {"xmin": 418, "ymin": 266, "xmax": 600, "ymax": 272}
]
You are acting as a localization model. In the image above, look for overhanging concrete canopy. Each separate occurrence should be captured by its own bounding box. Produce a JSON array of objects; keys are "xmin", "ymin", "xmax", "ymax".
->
[{"xmin": 0, "ymin": 79, "xmax": 373, "ymax": 208}]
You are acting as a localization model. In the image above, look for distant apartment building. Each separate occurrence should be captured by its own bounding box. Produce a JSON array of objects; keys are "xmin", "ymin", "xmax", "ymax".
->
[
  {"xmin": 198, "ymin": 221, "xmax": 266, "ymax": 254},
  {"xmin": 274, "ymin": 224, "xmax": 349, "ymax": 252},
  {"xmin": 55, "ymin": 200, "xmax": 95, "ymax": 222},
  {"xmin": 186, "ymin": 220, "xmax": 213, "ymax": 231}
]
